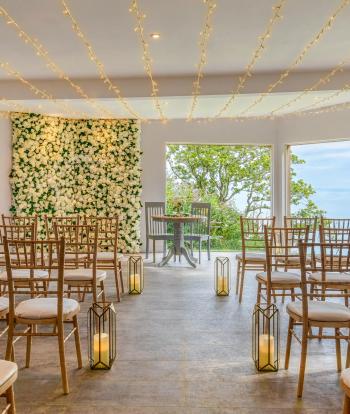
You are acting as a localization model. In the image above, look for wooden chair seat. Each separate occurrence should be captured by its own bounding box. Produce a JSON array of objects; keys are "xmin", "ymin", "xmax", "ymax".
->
[
  {"xmin": 96, "ymin": 251, "xmax": 116, "ymax": 260},
  {"xmin": 16, "ymin": 297, "xmax": 80, "ymax": 320},
  {"xmin": 309, "ymin": 272, "xmax": 350, "ymax": 284},
  {"xmin": 64, "ymin": 268, "xmax": 107, "ymax": 282},
  {"xmin": 287, "ymin": 300, "xmax": 350, "ymax": 323},
  {"xmin": 256, "ymin": 270, "xmax": 300, "ymax": 284},
  {"xmin": 0, "ymin": 269, "xmax": 49, "ymax": 281},
  {"xmin": 236, "ymin": 252, "xmax": 266, "ymax": 262},
  {"xmin": 0, "ymin": 360, "xmax": 17, "ymax": 396},
  {"xmin": 52, "ymin": 253, "xmax": 88, "ymax": 261}
]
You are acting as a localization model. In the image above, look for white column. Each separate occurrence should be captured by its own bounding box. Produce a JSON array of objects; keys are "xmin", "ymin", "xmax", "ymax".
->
[{"xmin": 0, "ymin": 118, "xmax": 12, "ymax": 214}]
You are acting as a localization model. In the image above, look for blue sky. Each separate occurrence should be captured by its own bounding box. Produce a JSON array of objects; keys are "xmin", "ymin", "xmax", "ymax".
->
[{"xmin": 292, "ymin": 141, "xmax": 350, "ymax": 217}]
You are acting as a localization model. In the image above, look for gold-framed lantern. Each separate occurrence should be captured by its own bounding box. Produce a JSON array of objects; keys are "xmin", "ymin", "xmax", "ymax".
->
[
  {"xmin": 88, "ymin": 302, "xmax": 117, "ymax": 369},
  {"xmin": 128, "ymin": 255, "xmax": 144, "ymax": 294},
  {"xmin": 214, "ymin": 256, "xmax": 230, "ymax": 296},
  {"xmin": 252, "ymin": 303, "xmax": 279, "ymax": 371}
]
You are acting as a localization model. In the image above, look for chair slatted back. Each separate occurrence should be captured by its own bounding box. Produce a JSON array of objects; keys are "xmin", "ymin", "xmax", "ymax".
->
[
  {"xmin": 83, "ymin": 216, "xmax": 118, "ymax": 255},
  {"xmin": 284, "ymin": 216, "xmax": 318, "ymax": 242},
  {"xmin": 240, "ymin": 216, "xmax": 275, "ymax": 258},
  {"xmin": 145, "ymin": 202, "xmax": 166, "ymax": 236},
  {"xmin": 53, "ymin": 224, "xmax": 98, "ymax": 270},
  {"xmin": 319, "ymin": 226, "xmax": 350, "ymax": 244},
  {"xmin": 2, "ymin": 215, "xmax": 37, "ymax": 238},
  {"xmin": 299, "ymin": 241, "xmax": 350, "ymax": 306},
  {"xmin": 44, "ymin": 215, "xmax": 81, "ymax": 240},
  {"xmin": 321, "ymin": 217, "xmax": 350, "ymax": 230},
  {"xmin": 3, "ymin": 238, "xmax": 65, "ymax": 319},
  {"xmin": 190, "ymin": 202, "xmax": 211, "ymax": 235},
  {"xmin": 0, "ymin": 224, "xmax": 35, "ymax": 258}
]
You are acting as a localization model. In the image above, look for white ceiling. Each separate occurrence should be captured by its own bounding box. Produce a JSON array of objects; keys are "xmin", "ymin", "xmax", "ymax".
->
[{"xmin": 1, "ymin": 0, "xmax": 350, "ymax": 119}]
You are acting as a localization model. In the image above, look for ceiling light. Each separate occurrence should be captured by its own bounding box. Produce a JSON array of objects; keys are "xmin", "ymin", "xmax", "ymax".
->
[{"xmin": 150, "ymin": 32, "xmax": 160, "ymax": 39}]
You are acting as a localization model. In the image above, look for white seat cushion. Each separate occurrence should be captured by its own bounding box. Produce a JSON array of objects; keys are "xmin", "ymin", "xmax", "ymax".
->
[
  {"xmin": 52, "ymin": 253, "xmax": 87, "ymax": 261},
  {"xmin": 15, "ymin": 297, "xmax": 80, "ymax": 320},
  {"xmin": 0, "ymin": 360, "xmax": 17, "ymax": 395},
  {"xmin": 287, "ymin": 300, "xmax": 350, "ymax": 322},
  {"xmin": 64, "ymin": 268, "xmax": 107, "ymax": 282},
  {"xmin": 341, "ymin": 368, "xmax": 350, "ymax": 389},
  {"xmin": 96, "ymin": 252, "xmax": 115, "ymax": 260},
  {"xmin": 309, "ymin": 272, "xmax": 350, "ymax": 284},
  {"xmin": 236, "ymin": 252, "xmax": 266, "ymax": 262},
  {"xmin": 0, "ymin": 297, "xmax": 9, "ymax": 314},
  {"xmin": 0, "ymin": 269, "xmax": 49, "ymax": 281},
  {"xmin": 256, "ymin": 271, "xmax": 300, "ymax": 284}
]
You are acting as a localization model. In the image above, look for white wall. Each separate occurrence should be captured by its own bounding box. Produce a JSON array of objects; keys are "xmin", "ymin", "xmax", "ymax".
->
[{"xmin": 0, "ymin": 118, "xmax": 12, "ymax": 214}]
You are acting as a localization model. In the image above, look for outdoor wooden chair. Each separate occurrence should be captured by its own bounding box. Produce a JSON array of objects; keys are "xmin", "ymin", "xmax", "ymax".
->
[
  {"xmin": 53, "ymin": 224, "xmax": 105, "ymax": 303},
  {"xmin": 145, "ymin": 202, "xmax": 173, "ymax": 262},
  {"xmin": 83, "ymin": 216, "xmax": 124, "ymax": 302},
  {"xmin": 185, "ymin": 202, "xmax": 211, "ymax": 264},
  {"xmin": 285, "ymin": 240, "xmax": 350, "ymax": 398},
  {"xmin": 256, "ymin": 226, "xmax": 309, "ymax": 304},
  {"xmin": 236, "ymin": 216, "xmax": 275, "ymax": 303},
  {"xmin": 3, "ymin": 237, "xmax": 82, "ymax": 395}
]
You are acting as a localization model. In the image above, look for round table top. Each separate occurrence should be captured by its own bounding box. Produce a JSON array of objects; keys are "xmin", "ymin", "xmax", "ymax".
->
[{"xmin": 152, "ymin": 214, "xmax": 205, "ymax": 223}]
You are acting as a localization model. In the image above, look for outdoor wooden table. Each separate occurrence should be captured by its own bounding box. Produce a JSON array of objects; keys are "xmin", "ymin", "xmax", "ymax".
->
[{"xmin": 152, "ymin": 214, "xmax": 205, "ymax": 268}]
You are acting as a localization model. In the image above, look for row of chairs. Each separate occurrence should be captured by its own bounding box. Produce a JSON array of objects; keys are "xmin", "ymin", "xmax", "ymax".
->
[
  {"xmin": 145, "ymin": 202, "xmax": 211, "ymax": 264},
  {"xmin": 236, "ymin": 216, "xmax": 350, "ymax": 303}
]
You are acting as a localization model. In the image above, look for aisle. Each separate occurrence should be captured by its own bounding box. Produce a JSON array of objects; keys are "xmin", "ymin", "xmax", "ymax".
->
[{"xmin": 6, "ymin": 253, "xmax": 343, "ymax": 413}]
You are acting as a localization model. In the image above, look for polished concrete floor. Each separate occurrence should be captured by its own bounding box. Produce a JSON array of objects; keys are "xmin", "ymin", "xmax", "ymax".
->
[{"xmin": 1, "ymin": 252, "xmax": 345, "ymax": 413}]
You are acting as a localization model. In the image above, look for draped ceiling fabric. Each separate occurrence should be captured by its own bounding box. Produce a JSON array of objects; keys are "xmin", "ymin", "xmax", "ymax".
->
[{"xmin": 10, "ymin": 112, "xmax": 142, "ymax": 252}]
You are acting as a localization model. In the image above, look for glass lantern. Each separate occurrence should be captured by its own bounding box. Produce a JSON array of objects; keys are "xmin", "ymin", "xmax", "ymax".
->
[
  {"xmin": 214, "ymin": 256, "xmax": 230, "ymax": 296},
  {"xmin": 88, "ymin": 302, "xmax": 117, "ymax": 369},
  {"xmin": 252, "ymin": 303, "xmax": 279, "ymax": 371},
  {"xmin": 128, "ymin": 255, "xmax": 144, "ymax": 294}
]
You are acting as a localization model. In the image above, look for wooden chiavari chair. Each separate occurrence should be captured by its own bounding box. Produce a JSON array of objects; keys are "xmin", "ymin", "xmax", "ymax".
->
[
  {"xmin": 44, "ymin": 215, "xmax": 80, "ymax": 239},
  {"xmin": 256, "ymin": 226, "xmax": 309, "ymax": 304},
  {"xmin": 0, "ymin": 224, "xmax": 50, "ymax": 296},
  {"xmin": 53, "ymin": 224, "xmax": 105, "ymax": 303},
  {"xmin": 285, "ymin": 240, "xmax": 350, "ymax": 398},
  {"xmin": 1, "ymin": 214, "xmax": 38, "ymax": 238},
  {"xmin": 3, "ymin": 237, "xmax": 82, "ymax": 395},
  {"xmin": 236, "ymin": 216, "xmax": 275, "ymax": 303},
  {"xmin": 83, "ymin": 216, "xmax": 124, "ymax": 302},
  {"xmin": 321, "ymin": 217, "xmax": 350, "ymax": 230}
]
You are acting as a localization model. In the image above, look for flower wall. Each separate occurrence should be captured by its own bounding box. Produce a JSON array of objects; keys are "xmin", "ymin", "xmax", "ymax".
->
[{"xmin": 10, "ymin": 113, "xmax": 142, "ymax": 252}]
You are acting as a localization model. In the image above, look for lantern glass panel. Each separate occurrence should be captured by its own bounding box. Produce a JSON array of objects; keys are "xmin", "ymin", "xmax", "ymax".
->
[
  {"xmin": 128, "ymin": 256, "xmax": 144, "ymax": 294},
  {"xmin": 88, "ymin": 302, "xmax": 117, "ymax": 369},
  {"xmin": 214, "ymin": 256, "xmax": 230, "ymax": 296},
  {"xmin": 252, "ymin": 303, "xmax": 279, "ymax": 371}
]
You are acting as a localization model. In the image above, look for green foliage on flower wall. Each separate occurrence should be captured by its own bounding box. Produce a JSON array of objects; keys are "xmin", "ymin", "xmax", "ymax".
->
[{"xmin": 10, "ymin": 113, "xmax": 142, "ymax": 253}]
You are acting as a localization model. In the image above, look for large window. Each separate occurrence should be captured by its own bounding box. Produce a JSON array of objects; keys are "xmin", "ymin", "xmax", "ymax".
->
[
  {"xmin": 290, "ymin": 140, "xmax": 350, "ymax": 217},
  {"xmin": 166, "ymin": 144, "xmax": 272, "ymax": 250}
]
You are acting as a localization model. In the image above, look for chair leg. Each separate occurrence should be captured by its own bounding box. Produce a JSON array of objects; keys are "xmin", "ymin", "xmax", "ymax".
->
[
  {"xmin": 57, "ymin": 323, "xmax": 69, "ymax": 395},
  {"xmin": 118, "ymin": 261, "xmax": 124, "ymax": 293},
  {"xmin": 73, "ymin": 315, "xmax": 82, "ymax": 369},
  {"xmin": 238, "ymin": 263, "xmax": 246, "ymax": 303},
  {"xmin": 291, "ymin": 288, "xmax": 295, "ymax": 302},
  {"xmin": 25, "ymin": 325, "xmax": 32, "ymax": 368},
  {"xmin": 6, "ymin": 385, "xmax": 15, "ymax": 414},
  {"xmin": 190, "ymin": 240, "xmax": 193, "ymax": 257},
  {"xmin": 100, "ymin": 281, "xmax": 106, "ymax": 303},
  {"xmin": 153, "ymin": 240, "xmax": 156, "ymax": 263},
  {"xmin": 145, "ymin": 238, "xmax": 149, "ymax": 259},
  {"xmin": 235, "ymin": 260, "xmax": 241, "ymax": 295},
  {"xmin": 336, "ymin": 328, "xmax": 342, "ymax": 372},
  {"xmin": 207, "ymin": 238, "xmax": 210, "ymax": 260},
  {"xmin": 114, "ymin": 267, "xmax": 121, "ymax": 302},
  {"xmin": 285, "ymin": 317, "xmax": 293, "ymax": 370},
  {"xmin": 198, "ymin": 241, "xmax": 201, "ymax": 264},
  {"xmin": 346, "ymin": 338, "xmax": 350, "ymax": 368},
  {"xmin": 297, "ymin": 326, "xmax": 308, "ymax": 398},
  {"xmin": 256, "ymin": 282, "xmax": 261, "ymax": 304},
  {"xmin": 163, "ymin": 240, "xmax": 166, "ymax": 257},
  {"xmin": 345, "ymin": 290, "xmax": 349, "ymax": 307}
]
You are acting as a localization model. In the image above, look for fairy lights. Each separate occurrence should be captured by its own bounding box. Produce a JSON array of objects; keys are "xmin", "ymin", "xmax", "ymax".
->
[
  {"xmin": 187, "ymin": 0, "xmax": 217, "ymax": 121},
  {"xmin": 129, "ymin": 0, "xmax": 167, "ymax": 123},
  {"xmin": 0, "ymin": 5, "xmax": 114, "ymax": 118},
  {"xmin": 61, "ymin": 0, "xmax": 143, "ymax": 120},
  {"xmin": 236, "ymin": 0, "xmax": 350, "ymax": 118},
  {"xmin": 213, "ymin": 0, "xmax": 286, "ymax": 119}
]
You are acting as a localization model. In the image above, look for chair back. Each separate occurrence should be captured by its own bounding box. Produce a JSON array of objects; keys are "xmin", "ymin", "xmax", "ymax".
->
[
  {"xmin": 0, "ymin": 224, "xmax": 35, "ymax": 261},
  {"xmin": 190, "ymin": 202, "xmax": 211, "ymax": 235},
  {"xmin": 3, "ymin": 237, "xmax": 65, "ymax": 321},
  {"xmin": 2, "ymin": 215, "xmax": 37, "ymax": 237},
  {"xmin": 145, "ymin": 202, "xmax": 166, "ymax": 236},
  {"xmin": 44, "ymin": 215, "xmax": 80, "ymax": 240},
  {"xmin": 284, "ymin": 216, "xmax": 318, "ymax": 242},
  {"xmin": 319, "ymin": 225, "xmax": 350, "ymax": 243},
  {"xmin": 321, "ymin": 217, "xmax": 350, "ymax": 230},
  {"xmin": 299, "ymin": 241, "xmax": 350, "ymax": 320},
  {"xmin": 53, "ymin": 224, "xmax": 98, "ymax": 270},
  {"xmin": 240, "ymin": 216, "xmax": 275, "ymax": 258},
  {"xmin": 83, "ymin": 216, "xmax": 119, "ymax": 256}
]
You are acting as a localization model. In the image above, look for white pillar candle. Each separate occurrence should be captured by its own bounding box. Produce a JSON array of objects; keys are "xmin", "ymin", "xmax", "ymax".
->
[
  {"xmin": 93, "ymin": 333, "xmax": 109, "ymax": 367},
  {"xmin": 259, "ymin": 334, "xmax": 274, "ymax": 370}
]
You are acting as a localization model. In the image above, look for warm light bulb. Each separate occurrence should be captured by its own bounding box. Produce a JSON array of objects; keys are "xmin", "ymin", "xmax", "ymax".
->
[{"xmin": 150, "ymin": 32, "xmax": 160, "ymax": 39}]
